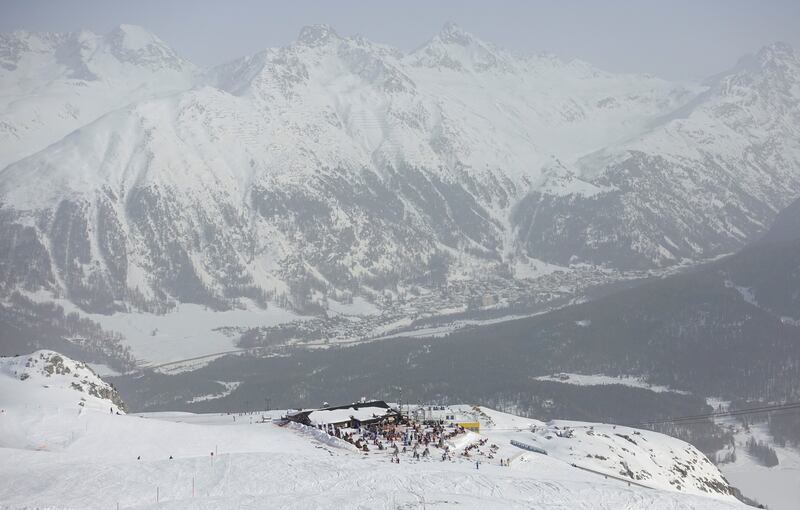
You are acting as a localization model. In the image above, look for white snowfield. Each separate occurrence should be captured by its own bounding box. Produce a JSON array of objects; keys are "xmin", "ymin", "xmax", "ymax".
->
[
  {"xmin": 0, "ymin": 352, "xmax": 745, "ymax": 509},
  {"xmin": 533, "ymin": 372, "xmax": 690, "ymax": 394},
  {"xmin": 0, "ymin": 25, "xmax": 197, "ymax": 170}
]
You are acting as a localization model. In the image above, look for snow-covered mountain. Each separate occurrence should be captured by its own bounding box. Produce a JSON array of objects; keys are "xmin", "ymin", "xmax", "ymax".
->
[
  {"xmin": 0, "ymin": 349, "xmax": 125, "ymax": 412},
  {"xmin": 0, "ymin": 351, "xmax": 745, "ymax": 509},
  {"xmin": 0, "ymin": 23, "xmax": 798, "ymax": 323},
  {"xmin": 0, "ymin": 25, "xmax": 197, "ymax": 170},
  {"xmin": 515, "ymin": 42, "xmax": 800, "ymax": 268}
]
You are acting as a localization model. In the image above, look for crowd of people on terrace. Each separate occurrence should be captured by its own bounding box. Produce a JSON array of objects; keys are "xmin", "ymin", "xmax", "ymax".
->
[{"xmin": 314, "ymin": 417, "xmax": 511, "ymax": 466}]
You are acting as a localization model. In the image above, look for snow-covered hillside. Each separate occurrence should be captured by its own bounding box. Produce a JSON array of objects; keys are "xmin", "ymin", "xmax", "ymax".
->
[
  {"xmin": 0, "ymin": 351, "xmax": 745, "ymax": 509},
  {"xmin": 0, "ymin": 349, "xmax": 125, "ymax": 412},
  {"xmin": 476, "ymin": 407, "xmax": 736, "ymax": 499},
  {"xmin": 514, "ymin": 41, "xmax": 800, "ymax": 268},
  {"xmin": 0, "ymin": 25, "xmax": 197, "ymax": 169}
]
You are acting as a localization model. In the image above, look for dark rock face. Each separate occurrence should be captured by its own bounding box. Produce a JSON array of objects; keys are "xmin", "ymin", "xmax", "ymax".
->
[{"xmin": 0, "ymin": 157, "xmax": 512, "ymax": 315}]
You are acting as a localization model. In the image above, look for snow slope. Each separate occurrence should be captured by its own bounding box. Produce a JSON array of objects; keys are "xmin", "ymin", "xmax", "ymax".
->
[
  {"xmin": 468, "ymin": 406, "xmax": 736, "ymax": 501},
  {"xmin": 0, "ymin": 25, "xmax": 197, "ymax": 169},
  {"xmin": 516, "ymin": 42, "xmax": 800, "ymax": 268},
  {"xmin": 0, "ymin": 350, "xmax": 125, "ymax": 413},
  {"xmin": 0, "ymin": 351, "xmax": 745, "ymax": 509}
]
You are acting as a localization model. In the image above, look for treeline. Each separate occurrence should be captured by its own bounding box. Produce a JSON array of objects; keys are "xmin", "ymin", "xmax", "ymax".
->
[
  {"xmin": 729, "ymin": 398, "xmax": 800, "ymax": 449},
  {"xmin": 745, "ymin": 437, "xmax": 779, "ymax": 467},
  {"xmin": 648, "ymin": 422, "xmax": 734, "ymax": 461},
  {"xmin": 0, "ymin": 292, "xmax": 135, "ymax": 371},
  {"xmin": 767, "ymin": 411, "xmax": 800, "ymax": 447}
]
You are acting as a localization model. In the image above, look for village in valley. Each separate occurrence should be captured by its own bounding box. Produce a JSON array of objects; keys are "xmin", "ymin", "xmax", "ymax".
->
[{"xmin": 231, "ymin": 264, "xmax": 651, "ymax": 353}]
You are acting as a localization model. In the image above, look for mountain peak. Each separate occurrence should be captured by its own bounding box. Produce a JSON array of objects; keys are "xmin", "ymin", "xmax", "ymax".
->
[
  {"xmin": 756, "ymin": 40, "xmax": 797, "ymax": 66},
  {"xmin": 0, "ymin": 350, "xmax": 126, "ymax": 412},
  {"xmin": 101, "ymin": 24, "xmax": 193, "ymax": 72},
  {"xmin": 438, "ymin": 22, "xmax": 474, "ymax": 46},
  {"xmin": 106, "ymin": 24, "xmax": 164, "ymax": 51},
  {"xmin": 297, "ymin": 24, "xmax": 340, "ymax": 47},
  {"xmin": 760, "ymin": 41, "xmax": 794, "ymax": 55},
  {"xmin": 712, "ymin": 40, "xmax": 799, "ymax": 89},
  {"xmin": 411, "ymin": 22, "xmax": 511, "ymax": 72}
]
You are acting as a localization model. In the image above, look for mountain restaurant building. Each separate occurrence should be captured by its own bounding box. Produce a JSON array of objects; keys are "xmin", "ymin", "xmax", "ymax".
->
[{"xmin": 286, "ymin": 400, "xmax": 402, "ymax": 428}]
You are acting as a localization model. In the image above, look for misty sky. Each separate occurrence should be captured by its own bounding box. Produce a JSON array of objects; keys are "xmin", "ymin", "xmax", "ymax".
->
[{"xmin": 2, "ymin": 0, "xmax": 800, "ymax": 80}]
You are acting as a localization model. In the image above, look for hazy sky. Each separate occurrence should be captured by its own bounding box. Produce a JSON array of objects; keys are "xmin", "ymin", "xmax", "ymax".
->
[{"xmin": 2, "ymin": 0, "xmax": 799, "ymax": 80}]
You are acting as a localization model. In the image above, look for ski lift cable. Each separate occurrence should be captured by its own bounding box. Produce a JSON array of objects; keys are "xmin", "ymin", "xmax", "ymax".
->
[
  {"xmin": 478, "ymin": 401, "xmax": 800, "ymax": 431},
  {"xmin": 635, "ymin": 401, "xmax": 800, "ymax": 427}
]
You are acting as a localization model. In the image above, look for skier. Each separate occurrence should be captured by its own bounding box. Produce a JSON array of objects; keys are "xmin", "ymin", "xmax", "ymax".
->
[{"xmin": 476, "ymin": 460, "xmax": 480, "ymax": 470}]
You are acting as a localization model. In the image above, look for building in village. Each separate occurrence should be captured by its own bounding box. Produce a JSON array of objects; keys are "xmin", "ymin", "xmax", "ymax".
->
[{"xmin": 286, "ymin": 400, "xmax": 402, "ymax": 428}]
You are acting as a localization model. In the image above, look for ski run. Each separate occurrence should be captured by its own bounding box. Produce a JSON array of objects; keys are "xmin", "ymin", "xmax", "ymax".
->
[{"xmin": 0, "ymin": 351, "xmax": 747, "ymax": 509}]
